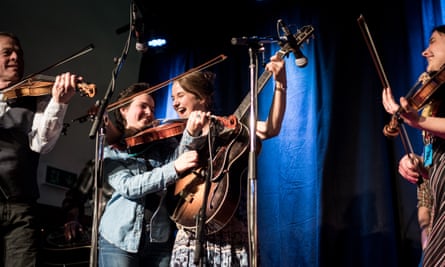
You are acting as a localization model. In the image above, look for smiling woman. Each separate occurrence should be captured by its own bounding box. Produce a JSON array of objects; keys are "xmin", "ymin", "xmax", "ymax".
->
[{"xmin": 3, "ymin": 0, "xmax": 442, "ymax": 266}]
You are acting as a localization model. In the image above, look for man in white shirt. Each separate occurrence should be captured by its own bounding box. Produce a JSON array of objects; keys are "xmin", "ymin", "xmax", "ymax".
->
[{"xmin": 0, "ymin": 31, "xmax": 81, "ymax": 267}]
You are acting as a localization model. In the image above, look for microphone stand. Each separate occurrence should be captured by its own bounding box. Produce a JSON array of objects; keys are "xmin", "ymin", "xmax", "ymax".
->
[
  {"xmin": 193, "ymin": 120, "xmax": 216, "ymax": 266},
  {"xmin": 87, "ymin": 3, "xmax": 133, "ymax": 266},
  {"xmin": 246, "ymin": 45, "xmax": 261, "ymax": 267}
]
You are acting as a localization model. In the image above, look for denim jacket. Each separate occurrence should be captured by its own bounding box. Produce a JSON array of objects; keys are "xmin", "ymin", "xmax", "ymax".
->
[{"xmin": 99, "ymin": 130, "xmax": 205, "ymax": 253}]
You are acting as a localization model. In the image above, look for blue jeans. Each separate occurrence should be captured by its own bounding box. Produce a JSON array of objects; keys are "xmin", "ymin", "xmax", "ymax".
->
[
  {"xmin": 98, "ymin": 233, "xmax": 173, "ymax": 267},
  {"xmin": 0, "ymin": 201, "xmax": 40, "ymax": 267}
]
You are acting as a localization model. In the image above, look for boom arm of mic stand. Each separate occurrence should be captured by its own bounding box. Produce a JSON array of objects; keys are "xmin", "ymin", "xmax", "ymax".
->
[{"xmin": 88, "ymin": 53, "xmax": 126, "ymax": 139}]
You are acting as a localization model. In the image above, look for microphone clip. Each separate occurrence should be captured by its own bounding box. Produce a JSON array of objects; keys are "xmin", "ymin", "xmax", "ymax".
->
[
  {"xmin": 231, "ymin": 36, "xmax": 277, "ymax": 48},
  {"xmin": 277, "ymin": 19, "xmax": 314, "ymax": 67}
]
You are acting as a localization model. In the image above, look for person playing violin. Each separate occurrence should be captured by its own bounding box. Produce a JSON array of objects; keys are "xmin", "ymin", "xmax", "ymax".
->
[
  {"xmin": 169, "ymin": 53, "xmax": 287, "ymax": 266},
  {"xmin": 0, "ymin": 31, "xmax": 82, "ymax": 267},
  {"xmin": 382, "ymin": 25, "xmax": 445, "ymax": 267},
  {"xmin": 97, "ymin": 82, "xmax": 208, "ymax": 267}
]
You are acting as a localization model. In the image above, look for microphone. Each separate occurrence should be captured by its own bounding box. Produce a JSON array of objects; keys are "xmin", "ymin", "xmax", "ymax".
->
[
  {"xmin": 131, "ymin": 2, "xmax": 148, "ymax": 53},
  {"xmin": 231, "ymin": 36, "xmax": 277, "ymax": 46},
  {"xmin": 278, "ymin": 19, "xmax": 307, "ymax": 67}
]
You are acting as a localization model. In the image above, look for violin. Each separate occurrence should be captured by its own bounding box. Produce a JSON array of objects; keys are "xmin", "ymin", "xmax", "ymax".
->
[
  {"xmin": 357, "ymin": 15, "xmax": 445, "ymax": 137},
  {"xmin": 408, "ymin": 68, "xmax": 445, "ymax": 111},
  {"xmin": 2, "ymin": 74, "xmax": 96, "ymax": 100},
  {"xmin": 125, "ymin": 120, "xmax": 187, "ymax": 147},
  {"xmin": 383, "ymin": 67, "xmax": 445, "ymax": 137},
  {"xmin": 124, "ymin": 115, "xmax": 240, "ymax": 148}
]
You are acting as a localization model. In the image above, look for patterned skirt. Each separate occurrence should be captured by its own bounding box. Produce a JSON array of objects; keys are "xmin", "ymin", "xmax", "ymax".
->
[
  {"xmin": 423, "ymin": 141, "xmax": 445, "ymax": 266},
  {"xmin": 170, "ymin": 190, "xmax": 250, "ymax": 267}
]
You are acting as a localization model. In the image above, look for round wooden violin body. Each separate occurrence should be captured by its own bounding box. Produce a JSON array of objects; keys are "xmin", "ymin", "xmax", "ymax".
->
[
  {"xmin": 125, "ymin": 120, "xmax": 186, "ymax": 148},
  {"xmin": 409, "ymin": 67, "xmax": 445, "ymax": 111},
  {"xmin": 2, "ymin": 74, "xmax": 95, "ymax": 100}
]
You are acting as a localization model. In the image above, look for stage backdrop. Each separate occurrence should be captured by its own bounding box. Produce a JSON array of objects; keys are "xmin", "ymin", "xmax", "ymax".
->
[
  {"xmin": 138, "ymin": 0, "xmax": 445, "ymax": 266},
  {"xmin": 1, "ymin": 0, "xmax": 444, "ymax": 266}
]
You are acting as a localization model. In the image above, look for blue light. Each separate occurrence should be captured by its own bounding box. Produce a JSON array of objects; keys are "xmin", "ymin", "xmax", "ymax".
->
[{"xmin": 148, "ymin": 38, "xmax": 167, "ymax": 47}]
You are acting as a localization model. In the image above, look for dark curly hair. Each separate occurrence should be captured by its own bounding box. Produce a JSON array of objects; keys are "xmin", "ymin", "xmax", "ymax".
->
[
  {"xmin": 433, "ymin": 25, "xmax": 445, "ymax": 34},
  {"xmin": 113, "ymin": 82, "xmax": 151, "ymax": 134}
]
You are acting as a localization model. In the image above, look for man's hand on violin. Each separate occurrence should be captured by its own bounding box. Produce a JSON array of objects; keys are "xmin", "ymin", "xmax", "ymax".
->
[{"xmin": 52, "ymin": 72, "xmax": 80, "ymax": 104}]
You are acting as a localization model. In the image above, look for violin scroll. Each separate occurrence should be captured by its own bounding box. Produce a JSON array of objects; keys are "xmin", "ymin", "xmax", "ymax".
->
[
  {"xmin": 383, "ymin": 114, "xmax": 400, "ymax": 137},
  {"xmin": 76, "ymin": 82, "xmax": 96, "ymax": 98}
]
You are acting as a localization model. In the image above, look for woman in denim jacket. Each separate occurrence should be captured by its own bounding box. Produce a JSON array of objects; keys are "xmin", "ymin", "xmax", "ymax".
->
[{"xmin": 98, "ymin": 83, "xmax": 207, "ymax": 267}]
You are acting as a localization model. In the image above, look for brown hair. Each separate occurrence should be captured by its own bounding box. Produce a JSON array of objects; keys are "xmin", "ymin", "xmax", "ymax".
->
[
  {"xmin": 113, "ymin": 82, "xmax": 151, "ymax": 133},
  {"xmin": 433, "ymin": 25, "xmax": 445, "ymax": 34},
  {"xmin": 0, "ymin": 32, "xmax": 22, "ymax": 48},
  {"xmin": 176, "ymin": 70, "xmax": 215, "ymax": 111}
]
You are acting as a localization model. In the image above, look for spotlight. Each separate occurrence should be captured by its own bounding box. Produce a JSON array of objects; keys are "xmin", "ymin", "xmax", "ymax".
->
[{"xmin": 148, "ymin": 36, "xmax": 167, "ymax": 47}]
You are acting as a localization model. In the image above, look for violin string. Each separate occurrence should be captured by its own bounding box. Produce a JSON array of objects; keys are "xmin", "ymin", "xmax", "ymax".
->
[{"xmin": 405, "ymin": 72, "xmax": 430, "ymax": 98}]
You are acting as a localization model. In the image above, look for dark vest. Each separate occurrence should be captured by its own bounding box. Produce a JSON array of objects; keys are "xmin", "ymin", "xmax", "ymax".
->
[{"xmin": 0, "ymin": 97, "xmax": 40, "ymax": 201}]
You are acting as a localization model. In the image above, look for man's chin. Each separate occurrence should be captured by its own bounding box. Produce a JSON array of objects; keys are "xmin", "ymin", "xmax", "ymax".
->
[{"xmin": 5, "ymin": 74, "xmax": 21, "ymax": 82}]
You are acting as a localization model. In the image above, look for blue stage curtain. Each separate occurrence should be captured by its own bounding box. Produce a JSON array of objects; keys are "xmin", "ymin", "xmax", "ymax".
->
[{"xmin": 137, "ymin": 0, "xmax": 445, "ymax": 266}]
